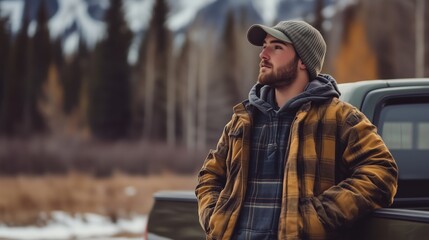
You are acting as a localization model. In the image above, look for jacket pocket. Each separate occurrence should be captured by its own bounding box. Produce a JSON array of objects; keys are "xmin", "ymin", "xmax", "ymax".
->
[
  {"xmin": 299, "ymin": 197, "xmax": 328, "ymax": 239},
  {"xmin": 207, "ymin": 194, "xmax": 232, "ymax": 238},
  {"xmin": 201, "ymin": 204, "xmax": 215, "ymax": 234}
]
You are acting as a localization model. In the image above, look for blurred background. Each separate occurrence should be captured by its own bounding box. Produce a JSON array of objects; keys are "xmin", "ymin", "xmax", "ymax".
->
[{"xmin": 0, "ymin": 0, "xmax": 427, "ymax": 239}]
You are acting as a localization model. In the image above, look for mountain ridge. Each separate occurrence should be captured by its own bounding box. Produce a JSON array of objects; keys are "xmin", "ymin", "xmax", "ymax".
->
[{"xmin": 0, "ymin": 0, "xmax": 338, "ymax": 56}]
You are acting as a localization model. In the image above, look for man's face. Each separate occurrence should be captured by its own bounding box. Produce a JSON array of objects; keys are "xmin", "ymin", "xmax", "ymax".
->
[{"xmin": 258, "ymin": 34, "xmax": 299, "ymax": 87}]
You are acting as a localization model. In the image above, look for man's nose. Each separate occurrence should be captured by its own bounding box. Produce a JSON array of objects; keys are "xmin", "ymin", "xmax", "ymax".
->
[{"xmin": 259, "ymin": 47, "xmax": 269, "ymax": 60}]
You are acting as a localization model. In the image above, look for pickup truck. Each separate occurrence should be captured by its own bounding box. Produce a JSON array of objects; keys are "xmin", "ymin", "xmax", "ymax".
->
[{"xmin": 145, "ymin": 79, "xmax": 429, "ymax": 240}]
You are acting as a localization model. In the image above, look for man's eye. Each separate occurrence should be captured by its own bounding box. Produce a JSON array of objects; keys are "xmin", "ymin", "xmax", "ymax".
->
[{"xmin": 274, "ymin": 45, "xmax": 283, "ymax": 50}]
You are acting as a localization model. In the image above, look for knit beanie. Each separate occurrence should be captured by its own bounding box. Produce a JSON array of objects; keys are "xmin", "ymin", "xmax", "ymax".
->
[{"xmin": 247, "ymin": 20, "xmax": 326, "ymax": 81}]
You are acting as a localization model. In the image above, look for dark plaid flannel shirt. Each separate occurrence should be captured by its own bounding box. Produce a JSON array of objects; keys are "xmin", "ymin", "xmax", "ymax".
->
[{"xmin": 233, "ymin": 103, "xmax": 297, "ymax": 240}]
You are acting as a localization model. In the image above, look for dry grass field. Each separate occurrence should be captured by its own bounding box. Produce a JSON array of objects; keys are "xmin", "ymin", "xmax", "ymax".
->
[{"xmin": 0, "ymin": 172, "xmax": 197, "ymax": 226}]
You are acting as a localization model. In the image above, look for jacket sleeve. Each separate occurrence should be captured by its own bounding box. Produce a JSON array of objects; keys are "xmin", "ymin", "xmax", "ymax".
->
[
  {"xmin": 309, "ymin": 108, "xmax": 398, "ymax": 230},
  {"xmin": 195, "ymin": 120, "xmax": 231, "ymax": 233}
]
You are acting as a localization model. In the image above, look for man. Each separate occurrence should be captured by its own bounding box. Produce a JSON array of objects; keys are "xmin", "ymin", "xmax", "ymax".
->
[{"xmin": 195, "ymin": 20, "xmax": 398, "ymax": 240}]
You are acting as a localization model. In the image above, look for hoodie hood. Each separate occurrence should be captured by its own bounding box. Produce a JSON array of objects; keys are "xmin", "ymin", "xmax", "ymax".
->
[{"xmin": 249, "ymin": 74, "xmax": 340, "ymax": 115}]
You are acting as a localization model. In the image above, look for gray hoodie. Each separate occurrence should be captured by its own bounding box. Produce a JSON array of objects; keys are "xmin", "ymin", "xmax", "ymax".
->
[{"xmin": 249, "ymin": 74, "xmax": 341, "ymax": 114}]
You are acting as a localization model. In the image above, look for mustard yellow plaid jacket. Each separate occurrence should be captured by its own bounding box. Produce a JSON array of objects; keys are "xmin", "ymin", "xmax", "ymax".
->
[{"xmin": 196, "ymin": 98, "xmax": 398, "ymax": 240}]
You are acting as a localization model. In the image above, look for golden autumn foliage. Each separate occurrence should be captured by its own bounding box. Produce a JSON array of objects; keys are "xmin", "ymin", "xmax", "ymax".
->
[
  {"xmin": 39, "ymin": 64, "xmax": 64, "ymax": 132},
  {"xmin": 333, "ymin": 13, "xmax": 379, "ymax": 83},
  {"xmin": 38, "ymin": 64, "xmax": 90, "ymax": 139}
]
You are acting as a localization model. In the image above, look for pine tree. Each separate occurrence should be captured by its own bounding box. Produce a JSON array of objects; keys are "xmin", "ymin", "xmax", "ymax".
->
[
  {"xmin": 24, "ymin": 0, "xmax": 51, "ymax": 133},
  {"xmin": 175, "ymin": 32, "xmax": 192, "ymax": 146},
  {"xmin": 0, "ymin": 13, "xmax": 29, "ymax": 135},
  {"xmin": 0, "ymin": 9, "xmax": 10, "ymax": 115},
  {"xmin": 62, "ymin": 41, "xmax": 87, "ymax": 114},
  {"xmin": 176, "ymin": 30, "xmax": 199, "ymax": 150},
  {"xmin": 140, "ymin": 0, "xmax": 172, "ymax": 141},
  {"xmin": 204, "ymin": 10, "xmax": 242, "ymax": 146},
  {"xmin": 219, "ymin": 10, "xmax": 241, "ymax": 104},
  {"xmin": 88, "ymin": 0, "xmax": 132, "ymax": 140},
  {"xmin": 313, "ymin": 0, "xmax": 325, "ymax": 36}
]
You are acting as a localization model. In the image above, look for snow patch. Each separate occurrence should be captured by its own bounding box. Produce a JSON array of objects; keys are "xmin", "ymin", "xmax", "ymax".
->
[
  {"xmin": 167, "ymin": 0, "xmax": 217, "ymax": 32},
  {"xmin": 49, "ymin": 0, "xmax": 106, "ymax": 48},
  {"xmin": 124, "ymin": 0, "xmax": 154, "ymax": 33},
  {"xmin": 251, "ymin": 0, "xmax": 281, "ymax": 25},
  {"xmin": 0, "ymin": 0, "xmax": 24, "ymax": 33},
  {"xmin": 27, "ymin": 20, "xmax": 37, "ymax": 37},
  {"xmin": 63, "ymin": 32, "xmax": 80, "ymax": 56},
  {"xmin": 0, "ymin": 211, "xmax": 146, "ymax": 240}
]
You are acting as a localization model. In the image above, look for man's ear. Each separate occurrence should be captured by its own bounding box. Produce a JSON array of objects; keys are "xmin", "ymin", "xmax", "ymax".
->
[{"xmin": 299, "ymin": 59, "xmax": 307, "ymax": 70}]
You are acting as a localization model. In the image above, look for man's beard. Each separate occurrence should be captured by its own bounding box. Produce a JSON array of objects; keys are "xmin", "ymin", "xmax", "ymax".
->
[{"xmin": 258, "ymin": 56, "xmax": 299, "ymax": 87}]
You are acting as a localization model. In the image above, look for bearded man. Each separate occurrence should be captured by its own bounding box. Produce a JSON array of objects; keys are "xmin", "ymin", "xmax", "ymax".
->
[{"xmin": 196, "ymin": 20, "xmax": 398, "ymax": 240}]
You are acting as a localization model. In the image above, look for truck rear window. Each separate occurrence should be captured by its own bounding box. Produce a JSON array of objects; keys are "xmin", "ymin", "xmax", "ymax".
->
[
  {"xmin": 378, "ymin": 103, "xmax": 429, "ymax": 179},
  {"xmin": 377, "ymin": 102, "xmax": 429, "ymax": 199}
]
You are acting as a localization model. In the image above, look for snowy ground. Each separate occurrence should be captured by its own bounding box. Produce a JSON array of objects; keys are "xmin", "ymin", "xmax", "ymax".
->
[{"xmin": 0, "ymin": 211, "xmax": 146, "ymax": 240}]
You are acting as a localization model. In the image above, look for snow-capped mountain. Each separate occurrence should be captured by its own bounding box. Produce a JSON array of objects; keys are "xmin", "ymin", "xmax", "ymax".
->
[
  {"xmin": 0, "ymin": 0, "xmax": 25, "ymax": 33},
  {"xmin": 0, "ymin": 0, "xmax": 342, "ymax": 57}
]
